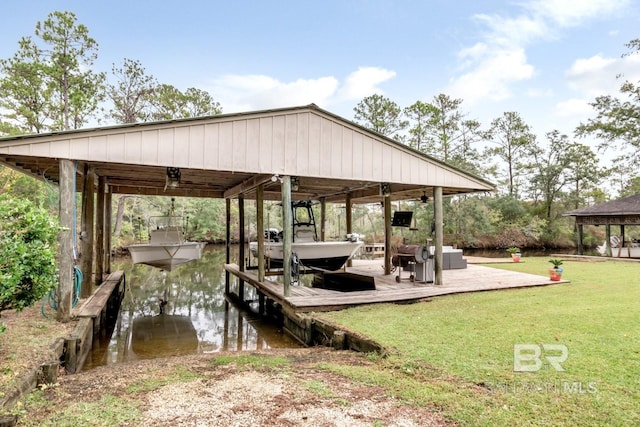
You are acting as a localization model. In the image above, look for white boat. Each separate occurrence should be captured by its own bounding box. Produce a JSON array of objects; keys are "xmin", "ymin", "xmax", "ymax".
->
[
  {"xmin": 596, "ymin": 235, "xmax": 640, "ymax": 258},
  {"xmin": 249, "ymin": 201, "xmax": 363, "ymax": 271},
  {"xmin": 127, "ymin": 200, "xmax": 206, "ymax": 271}
]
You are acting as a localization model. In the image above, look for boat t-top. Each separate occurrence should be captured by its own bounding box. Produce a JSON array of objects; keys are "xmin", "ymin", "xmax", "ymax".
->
[
  {"xmin": 127, "ymin": 198, "xmax": 206, "ymax": 271},
  {"xmin": 249, "ymin": 201, "xmax": 363, "ymax": 271}
]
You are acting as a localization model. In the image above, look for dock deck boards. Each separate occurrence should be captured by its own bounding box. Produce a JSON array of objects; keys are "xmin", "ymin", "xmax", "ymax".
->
[
  {"xmin": 77, "ymin": 271, "xmax": 124, "ymax": 318},
  {"xmin": 225, "ymin": 259, "xmax": 567, "ymax": 312}
]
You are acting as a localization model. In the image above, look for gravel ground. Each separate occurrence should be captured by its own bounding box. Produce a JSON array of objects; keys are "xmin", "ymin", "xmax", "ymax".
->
[
  {"xmin": 21, "ymin": 348, "xmax": 451, "ymax": 426},
  {"xmin": 2, "ymin": 307, "xmax": 452, "ymax": 426}
]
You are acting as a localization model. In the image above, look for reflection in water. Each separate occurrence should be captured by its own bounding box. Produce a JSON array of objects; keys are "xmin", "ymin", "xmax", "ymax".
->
[{"xmin": 83, "ymin": 245, "xmax": 301, "ymax": 370}]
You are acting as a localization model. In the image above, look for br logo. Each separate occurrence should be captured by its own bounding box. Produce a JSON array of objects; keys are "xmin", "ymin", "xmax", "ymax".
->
[{"xmin": 513, "ymin": 344, "xmax": 568, "ymax": 372}]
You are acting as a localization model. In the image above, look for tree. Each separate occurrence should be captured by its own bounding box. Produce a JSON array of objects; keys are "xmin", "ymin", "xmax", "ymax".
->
[
  {"xmin": 563, "ymin": 141, "xmax": 607, "ymax": 209},
  {"xmin": 403, "ymin": 100, "xmax": 436, "ymax": 152},
  {"xmin": 34, "ymin": 11, "xmax": 105, "ymax": 130},
  {"xmin": 353, "ymin": 94, "xmax": 407, "ymax": 141},
  {"xmin": 0, "ymin": 37, "xmax": 51, "ymax": 133},
  {"xmin": 107, "ymin": 58, "xmax": 157, "ymax": 124},
  {"xmin": 486, "ymin": 111, "xmax": 537, "ymax": 198},
  {"xmin": 0, "ymin": 194, "xmax": 60, "ymax": 316},
  {"xmin": 404, "ymin": 94, "xmax": 485, "ymax": 174},
  {"xmin": 149, "ymin": 84, "xmax": 222, "ymax": 121},
  {"xmin": 526, "ymin": 130, "xmax": 569, "ymax": 220},
  {"xmin": 576, "ymin": 39, "xmax": 640, "ymax": 166},
  {"xmin": 0, "ymin": 11, "xmax": 105, "ymax": 132}
]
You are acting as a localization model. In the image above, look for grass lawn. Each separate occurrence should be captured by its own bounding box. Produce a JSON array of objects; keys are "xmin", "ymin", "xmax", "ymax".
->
[{"xmin": 317, "ymin": 257, "xmax": 640, "ymax": 426}]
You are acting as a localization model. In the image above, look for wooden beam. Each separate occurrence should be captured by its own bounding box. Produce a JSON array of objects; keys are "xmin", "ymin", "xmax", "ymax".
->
[
  {"xmin": 105, "ymin": 189, "xmax": 112, "ymax": 274},
  {"xmin": 577, "ymin": 224, "xmax": 584, "ymax": 255},
  {"xmin": 225, "ymin": 198, "xmax": 231, "ymax": 294},
  {"xmin": 108, "ymin": 185, "xmax": 222, "ymax": 198},
  {"xmin": 80, "ymin": 165, "xmax": 95, "ymax": 298},
  {"xmin": 384, "ymin": 194, "xmax": 392, "ymax": 275},
  {"xmin": 434, "ymin": 186, "xmax": 443, "ymax": 286},
  {"xmin": 57, "ymin": 159, "xmax": 75, "ymax": 322},
  {"xmin": 96, "ymin": 175, "xmax": 105, "ymax": 285},
  {"xmin": 282, "ymin": 176, "xmax": 292, "ymax": 296},
  {"xmin": 238, "ymin": 195, "xmax": 245, "ymax": 301},
  {"xmin": 257, "ymin": 184, "xmax": 265, "ymax": 282},
  {"xmin": 224, "ymin": 174, "xmax": 273, "ymax": 199},
  {"xmin": 320, "ymin": 197, "xmax": 326, "ymax": 242},
  {"xmin": 346, "ymin": 193, "xmax": 353, "ymax": 267}
]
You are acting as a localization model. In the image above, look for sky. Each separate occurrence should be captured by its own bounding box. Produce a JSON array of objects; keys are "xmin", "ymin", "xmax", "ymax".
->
[{"xmin": 1, "ymin": 0, "xmax": 639, "ymax": 149}]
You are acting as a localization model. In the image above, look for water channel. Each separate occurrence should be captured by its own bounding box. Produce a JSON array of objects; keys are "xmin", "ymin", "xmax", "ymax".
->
[
  {"xmin": 83, "ymin": 245, "xmax": 589, "ymax": 370},
  {"xmin": 83, "ymin": 245, "xmax": 302, "ymax": 370}
]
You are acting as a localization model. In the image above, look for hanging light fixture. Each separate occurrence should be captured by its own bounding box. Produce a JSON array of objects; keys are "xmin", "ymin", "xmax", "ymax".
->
[{"xmin": 165, "ymin": 167, "xmax": 181, "ymax": 190}]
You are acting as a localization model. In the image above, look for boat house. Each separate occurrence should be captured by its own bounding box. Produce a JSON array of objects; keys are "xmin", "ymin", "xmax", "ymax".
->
[{"xmin": 0, "ymin": 104, "xmax": 495, "ymax": 321}]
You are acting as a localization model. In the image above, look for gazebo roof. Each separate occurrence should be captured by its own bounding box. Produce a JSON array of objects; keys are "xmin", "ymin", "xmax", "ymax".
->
[
  {"xmin": 564, "ymin": 194, "xmax": 640, "ymax": 216},
  {"xmin": 564, "ymin": 194, "xmax": 640, "ymax": 226}
]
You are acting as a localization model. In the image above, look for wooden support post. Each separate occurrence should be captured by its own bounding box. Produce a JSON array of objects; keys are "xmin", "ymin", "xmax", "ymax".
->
[
  {"xmin": 96, "ymin": 176, "xmax": 105, "ymax": 285},
  {"xmin": 434, "ymin": 186, "xmax": 444, "ymax": 286},
  {"xmin": 80, "ymin": 165, "xmax": 95, "ymax": 298},
  {"xmin": 282, "ymin": 176, "xmax": 292, "ymax": 296},
  {"xmin": 605, "ymin": 225, "xmax": 612, "ymax": 257},
  {"xmin": 258, "ymin": 292, "xmax": 265, "ymax": 315},
  {"xmin": 40, "ymin": 361, "xmax": 59, "ymax": 384},
  {"xmin": 256, "ymin": 184, "xmax": 265, "ymax": 282},
  {"xmin": 332, "ymin": 330, "xmax": 346, "ymax": 350},
  {"xmin": 320, "ymin": 197, "xmax": 326, "ymax": 242},
  {"xmin": 577, "ymin": 224, "xmax": 584, "ymax": 255},
  {"xmin": 384, "ymin": 193, "xmax": 392, "ymax": 275},
  {"xmin": 346, "ymin": 193, "xmax": 353, "ymax": 267},
  {"xmin": 57, "ymin": 159, "xmax": 75, "ymax": 322},
  {"xmin": 105, "ymin": 190, "xmax": 112, "ymax": 274},
  {"xmin": 225, "ymin": 198, "xmax": 231, "ymax": 294},
  {"xmin": 238, "ymin": 195, "xmax": 245, "ymax": 301}
]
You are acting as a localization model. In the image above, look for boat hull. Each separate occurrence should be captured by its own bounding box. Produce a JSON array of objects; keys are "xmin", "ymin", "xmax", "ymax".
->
[
  {"xmin": 127, "ymin": 242, "xmax": 206, "ymax": 271},
  {"xmin": 249, "ymin": 240, "xmax": 363, "ymax": 271},
  {"xmin": 596, "ymin": 237, "xmax": 640, "ymax": 258}
]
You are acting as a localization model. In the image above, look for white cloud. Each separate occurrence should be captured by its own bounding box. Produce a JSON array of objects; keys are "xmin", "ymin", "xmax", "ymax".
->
[
  {"xmin": 552, "ymin": 52, "xmax": 640, "ymax": 122},
  {"xmin": 447, "ymin": 47, "xmax": 535, "ymax": 105},
  {"xmin": 208, "ymin": 67, "xmax": 396, "ymax": 113},
  {"xmin": 445, "ymin": 0, "xmax": 629, "ymax": 107},
  {"xmin": 527, "ymin": 0, "xmax": 629, "ymax": 28},
  {"xmin": 337, "ymin": 67, "xmax": 396, "ymax": 100},
  {"xmin": 553, "ymin": 98, "xmax": 593, "ymax": 118},
  {"xmin": 566, "ymin": 53, "xmax": 640, "ymax": 96},
  {"xmin": 209, "ymin": 74, "xmax": 339, "ymax": 113}
]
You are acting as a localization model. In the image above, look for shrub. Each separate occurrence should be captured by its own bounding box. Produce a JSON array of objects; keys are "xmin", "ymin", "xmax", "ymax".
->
[{"xmin": 0, "ymin": 195, "xmax": 60, "ymax": 316}]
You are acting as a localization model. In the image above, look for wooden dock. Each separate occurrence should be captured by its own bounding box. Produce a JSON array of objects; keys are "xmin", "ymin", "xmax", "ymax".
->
[{"xmin": 224, "ymin": 259, "xmax": 567, "ymax": 313}]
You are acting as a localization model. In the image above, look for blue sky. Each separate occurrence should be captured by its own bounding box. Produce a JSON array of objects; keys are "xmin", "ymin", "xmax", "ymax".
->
[{"xmin": 2, "ymin": 0, "xmax": 639, "ymax": 145}]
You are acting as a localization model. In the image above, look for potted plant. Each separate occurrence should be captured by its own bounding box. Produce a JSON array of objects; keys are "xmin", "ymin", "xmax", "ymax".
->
[
  {"xmin": 548, "ymin": 259, "xmax": 564, "ymax": 281},
  {"xmin": 506, "ymin": 247, "xmax": 521, "ymax": 262}
]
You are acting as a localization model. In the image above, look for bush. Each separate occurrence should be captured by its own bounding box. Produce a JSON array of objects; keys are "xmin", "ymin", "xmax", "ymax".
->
[{"xmin": 0, "ymin": 194, "xmax": 60, "ymax": 315}]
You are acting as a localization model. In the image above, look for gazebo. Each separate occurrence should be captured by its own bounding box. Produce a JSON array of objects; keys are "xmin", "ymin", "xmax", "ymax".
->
[{"xmin": 564, "ymin": 193, "xmax": 640, "ymax": 256}]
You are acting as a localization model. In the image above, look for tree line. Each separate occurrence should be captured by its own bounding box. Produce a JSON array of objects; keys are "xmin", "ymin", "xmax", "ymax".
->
[{"xmin": 2, "ymin": 11, "xmax": 640, "ymax": 251}]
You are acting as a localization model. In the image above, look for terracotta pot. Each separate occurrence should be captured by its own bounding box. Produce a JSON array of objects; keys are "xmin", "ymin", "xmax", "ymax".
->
[
  {"xmin": 512, "ymin": 253, "xmax": 521, "ymax": 262},
  {"xmin": 548, "ymin": 268, "xmax": 562, "ymax": 281}
]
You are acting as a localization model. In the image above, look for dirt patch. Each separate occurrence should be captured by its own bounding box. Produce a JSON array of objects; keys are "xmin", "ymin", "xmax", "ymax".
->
[
  {"xmin": 2, "ymin": 308, "xmax": 452, "ymax": 426},
  {"xmin": 0, "ymin": 304, "xmax": 77, "ymax": 391},
  {"xmin": 20, "ymin": 349, "xmax": 451, "ymax": 426}
]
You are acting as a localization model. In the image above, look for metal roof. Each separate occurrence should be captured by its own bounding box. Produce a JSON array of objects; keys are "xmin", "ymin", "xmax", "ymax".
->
[{"xmin": 0, "ymin": 104, "xmax": 495, "ymax": 202}]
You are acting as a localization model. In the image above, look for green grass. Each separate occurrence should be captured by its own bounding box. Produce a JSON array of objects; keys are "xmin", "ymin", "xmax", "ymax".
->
[
  {"xmin": 20, "ymin": 394, "xmax": 141, "ymax": 427},
  {"xmin": 211, "ymin": 353, "xmax": 291, "ymax": 370},
  {"xmin": 126, "ymin": 365, "xmax": 202, "ymax": 394},
  {"xmin": 318, "ymin": 257, "xmax": 640, "ymax": 426}
]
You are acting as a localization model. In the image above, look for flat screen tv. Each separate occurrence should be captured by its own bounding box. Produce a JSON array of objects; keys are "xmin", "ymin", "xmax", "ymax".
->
[{"xmin": 392, "ymin": 211, "xmax": 413, "ymax": 227}]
